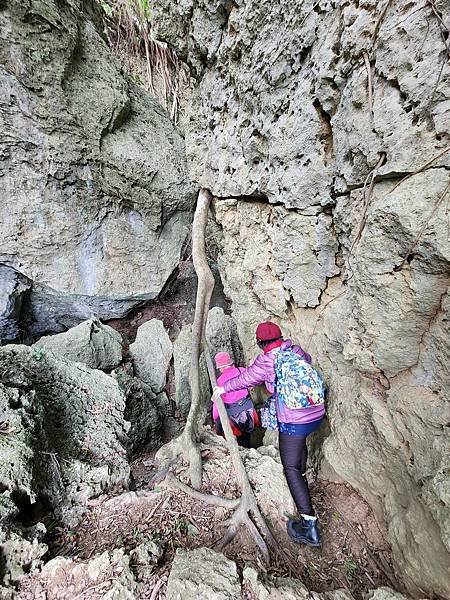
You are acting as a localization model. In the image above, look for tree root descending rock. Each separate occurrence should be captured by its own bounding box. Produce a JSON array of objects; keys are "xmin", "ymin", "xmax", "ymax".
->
[
  {"xmin": 157, "ymin": 188, "xmax": 293, "ymax": 567},
  {"xmin": 156, "ymin": 188, "xmax": 214, "ymax": 488}
]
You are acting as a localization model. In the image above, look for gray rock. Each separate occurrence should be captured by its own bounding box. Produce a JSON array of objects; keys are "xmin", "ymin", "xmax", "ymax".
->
[
  {"xmin": 0, "ymin": 0, "xmax": 194, "ymax": 337},
  {"xmin": 166, "ymin": 547, "xmax": 241, "ymax": 600},
  {"xmin": 152, "ymin": 0, "xmax": 450, "ymax": 595},
  {"xmin": 243, "ymin": 447, "xmax": 296, "ymax": 522},
  {"xmin": 365, "ymin": 589, "xmax": 410, "ymax": 600},
  {"xmin": 129, "ymin": 539, "xmax": 162, "ymax": 580},
  {"xmin": 33, "ymin": 319, "xmax": 124, "ymax": 370},
  {"xmin": 0, "ymin": 345, "xmax": 130, "ymax": 526},
  {"xmin": 116, "ymin": 371, "xmax": 165, "ymax": 453},
  {"xmin": 0, "ymin": 533, "xmax": 47, "ymax": 588},
  {"xmin": 0, "ymin": 265, "xmax": 31, "ymax": 344},
  {"xmin": 23, "ymin": 549, "xmax": 140, "ymax": 599},
  {"xmin": 243, "ymin": 567, "xmax": 354, "ymax": 599},
  {"xmin": 205, "ymin": 307, "xmax": 244, "ymax": 366},
  {"xmin": 129, "ymin": 319, "xmax": 173, "ymax": 393},
  {"xmin": 173, "ymin": 308, "xmax": 242, "ymax": 416}
]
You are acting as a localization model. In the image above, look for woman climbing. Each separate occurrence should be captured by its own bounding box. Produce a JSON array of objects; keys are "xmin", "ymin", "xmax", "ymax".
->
[
  {"xmin": 212, "ymin": 351, "xmax": 259, "ymax": 449},
  {"xmin": 212, "ymin": 321, "xmax": 325, "ymax": 547}
]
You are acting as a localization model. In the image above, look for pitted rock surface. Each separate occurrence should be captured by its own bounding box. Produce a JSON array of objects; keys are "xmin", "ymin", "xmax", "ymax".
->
[
  {"xmin": 153, "ymin": 0, "xmax": 450, "ymax": 595},
  {"xmin": 0, "ymin": 0, "xmax": 194, "ymax": 338}
]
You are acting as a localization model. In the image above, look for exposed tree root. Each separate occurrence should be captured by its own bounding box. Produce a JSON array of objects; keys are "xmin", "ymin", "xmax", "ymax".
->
[
  {"xmin": 157, "ymin": 188, "xmax": 298, "ymax": 567},
  {"xmin": 363, "ymin": 51, "xmax": 374, "ymax": 124},
  {"xmin": 156, "ymin": 189, "xmax": 215, "ymax": 489},
  {"xmin": 395, "ymin": 180, "xmax": 450, "ymax": 271}
]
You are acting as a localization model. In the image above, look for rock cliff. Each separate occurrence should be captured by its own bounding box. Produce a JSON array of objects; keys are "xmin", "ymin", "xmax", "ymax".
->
[
  {"xmin": 152, "ymin": 0, "xmax": 450, "ymax": 596},
  {"xmin": 0, "ymin": 0, "xmax": 194, "ymax": 340}
]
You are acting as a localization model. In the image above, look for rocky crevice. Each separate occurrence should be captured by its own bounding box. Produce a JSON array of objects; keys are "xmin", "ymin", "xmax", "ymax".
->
[{"xmin": 152, "ymin": 0, "xmax": 450, "ymax": 596}]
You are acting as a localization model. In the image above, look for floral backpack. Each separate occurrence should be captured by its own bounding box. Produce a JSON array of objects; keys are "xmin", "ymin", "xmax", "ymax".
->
[{"xmin": 275, "ymin": 349, "xmax": 325, "ymax": 409}]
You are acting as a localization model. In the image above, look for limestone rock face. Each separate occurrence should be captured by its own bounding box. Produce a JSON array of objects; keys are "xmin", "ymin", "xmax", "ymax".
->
[
  {"xmin": 166, "ymin": 547, "xmax": 241, "ymax": 600},
  {"xmin": 243, "ymin": 447, "xmax": 295, "ymax": 522},
  {"xmin": 0, "ymin": 345, "xmax": 130, "ymax": 526},
  {"xmin": 153, "ymin": 0, "xmax": 450, "ymax": 595},
  {"xmin": 33, "ymin": 319, "xmax": 124, "ymax": 371},
  {"xmin": 0, "ymin": 0, "xmax": 194, "ymax": 338},
  {"xmin": 129, "ymin": 319, "xmax": 173, "ymax": 393}
]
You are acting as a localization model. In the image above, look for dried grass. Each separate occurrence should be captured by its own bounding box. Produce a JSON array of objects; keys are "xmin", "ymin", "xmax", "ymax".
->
[{"xmin": 98, "ymin": 0, "xmax": 188, "ymax": 122}]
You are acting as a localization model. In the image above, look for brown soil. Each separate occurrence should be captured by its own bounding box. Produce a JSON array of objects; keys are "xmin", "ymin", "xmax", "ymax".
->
[
  {"xmin": 105, "ymin": 258, "xmax": 196, "ymax": 344},
  {"xmin": 18, "ymin": 432, "xmax": 405, "ymax": 600}
]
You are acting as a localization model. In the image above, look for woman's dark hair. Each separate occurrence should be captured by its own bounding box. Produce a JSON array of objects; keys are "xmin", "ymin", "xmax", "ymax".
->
[{"xmin": 256, "ymin": 337, "xmax": 282, "ymax": 349}]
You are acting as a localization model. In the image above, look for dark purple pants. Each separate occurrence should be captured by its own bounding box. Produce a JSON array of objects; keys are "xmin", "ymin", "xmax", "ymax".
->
[{"xmin": 279, "ymin": 432, "xmax": 313, "ymax": 516}]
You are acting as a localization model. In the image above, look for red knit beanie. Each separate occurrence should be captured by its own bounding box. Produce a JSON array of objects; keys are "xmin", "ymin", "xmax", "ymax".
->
[{"xmin": 255, "ymin": 321, "xmax": 282, "ymax": 341}]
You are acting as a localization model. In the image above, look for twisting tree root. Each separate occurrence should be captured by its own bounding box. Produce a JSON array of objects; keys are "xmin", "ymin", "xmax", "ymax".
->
[
  {"xmin": 182, "ymin": 188, "xmax": 215, "ymax": 489},
  {"xmin": 159, "ymin": 188, "xmax": 301, "ymax": 567},
  {"xmin": 155, "ymin": 189, "xmax": 215, "ymax": 489}
]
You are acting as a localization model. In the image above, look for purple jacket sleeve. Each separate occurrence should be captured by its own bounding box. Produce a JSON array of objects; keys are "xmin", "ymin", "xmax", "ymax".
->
[
  {"xmin": 292, "ymin": 344, "xmax": 312, "ymax": 364},
  {"xmin": 223, "ymin": 354, "xmax": 270, "ymax": 392}
]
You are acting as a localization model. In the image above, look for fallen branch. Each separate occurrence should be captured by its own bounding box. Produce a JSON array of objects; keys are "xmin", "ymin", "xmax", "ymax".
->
[{"xmin": 149, "ymin": 577, "xmax": 165, "ymax": 600}]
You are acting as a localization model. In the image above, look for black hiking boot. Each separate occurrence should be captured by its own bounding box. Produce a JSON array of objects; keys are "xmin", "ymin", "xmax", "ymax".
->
[{"xmin": 287, "ymin": 517, "xmax": 321, "ymax": 547}]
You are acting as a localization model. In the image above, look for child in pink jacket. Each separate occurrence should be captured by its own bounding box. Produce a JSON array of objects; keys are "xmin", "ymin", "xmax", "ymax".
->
[
  {"xmin": 213, "ymin": 321, "xmax": 324, "ymax": 547},
  {"xmin": 213, "ymin": 352, "xmax": 259, "ymax": 448}
]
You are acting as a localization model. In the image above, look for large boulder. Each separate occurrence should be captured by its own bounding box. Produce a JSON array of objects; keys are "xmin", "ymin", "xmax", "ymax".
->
[
  {"xmin": 166, "ymin": 547, "xmax": 241, "ymax": 600},
  {"xmin": 129, "ymin": 319, "xmax": 173, "ymax": 393},
  {"xmin": 173, "ymin": 323, "xmax": 210, "ymax": 417},
  {"xmin": 116, "ymin": 370, "xmax": 170, "ymax": 453},
  {"xmin": 33, "ymin": 319, "xmax": 124, "ymax": 371},
  {"xmin": 0, "ymin": 0, "xmax": 194, "ymax": 338},
  {"xmin": 205, "ymin": 307, "xmax": 245, "ymax": 366},
  {"xmin": 0, "ymin": 345, "xmax": 130, "ymax": 526}
]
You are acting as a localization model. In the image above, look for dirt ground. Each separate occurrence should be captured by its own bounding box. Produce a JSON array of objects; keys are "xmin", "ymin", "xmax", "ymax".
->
[{"xmin": 18, "ymin": 434, "xmax": 405, "ymax": 600}]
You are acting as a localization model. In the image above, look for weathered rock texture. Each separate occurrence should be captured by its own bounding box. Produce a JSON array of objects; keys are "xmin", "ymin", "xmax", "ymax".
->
[
  {"xmin": 0, "ymin": 345, "xmax": 130, "ymax": 523},
  {"xmin": 153, "ymin": 0, "xmax": 450, "ymax": 596},
  {"xmin": 129, "ymin": 319, "xmax": 173, "ymax": 393},
  {"xmin": 0, "ymin": 344, "xmax": 132, "ymax": 585},
  {"xmin": 0, "ymin": 0, "xmax": 194, "ymax": 339},
  {"xmin": 33, "ymin": 318, "xmax": 124, "ymax": 370},
  {"xmin": 116, "ymin": 370, "xmax": 170, "ymax": 454},
  {"xmin": 166, "ymin": 547, "xmax": 241, "ymax": 600}
]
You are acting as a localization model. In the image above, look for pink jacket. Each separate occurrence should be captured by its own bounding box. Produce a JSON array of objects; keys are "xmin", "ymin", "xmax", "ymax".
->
[
  {"xmin": 212, "ymin": 366, "xmax": 248, "ymax": 421},
  {"xmin": 223, "ymin": 340, "xmax": 325, "ymax": 425}
]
